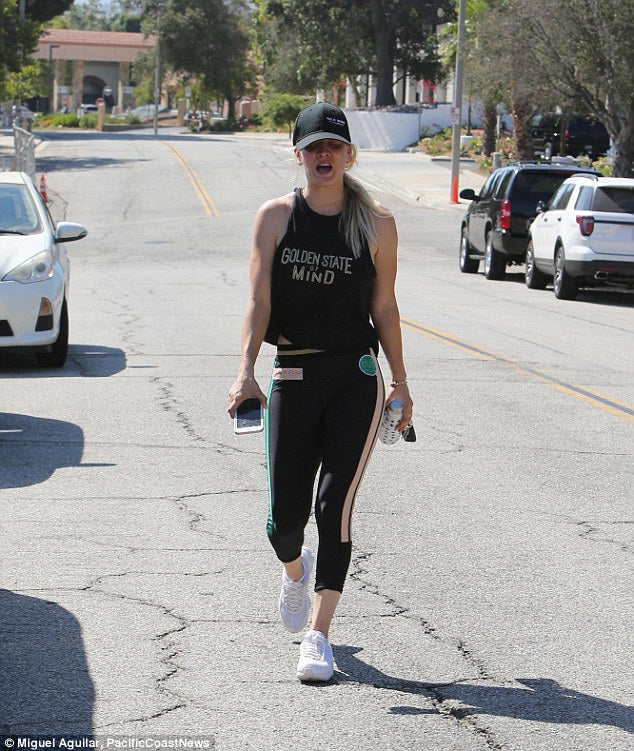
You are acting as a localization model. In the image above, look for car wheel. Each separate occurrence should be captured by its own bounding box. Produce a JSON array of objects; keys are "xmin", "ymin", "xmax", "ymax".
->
[
  {"xmin": 525, "ymin": 240, "xmax": 549, "ymax": 290},
  {"xmin": 459, "ymin": 226, "xmax": 479, "ymax": 273},
  {"xmin": 553, "ymin": 247, "xmax": 579, "ymax": 300},
  {"xmin": 484, "ymin": 233, "xmax": 506, "ymax": 280},
  {"xmin": 36, "ymin": 298, "xmax": 69, "ymax": 368}
]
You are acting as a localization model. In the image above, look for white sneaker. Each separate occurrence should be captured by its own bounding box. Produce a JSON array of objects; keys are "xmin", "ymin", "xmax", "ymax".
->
[
  {"xmin": 296, "ymin": 629, "xmax": 334, "ymax": 682},
  {"xmin": 278, "ymin": 547, "xmax": 313, "ymax": 633}
]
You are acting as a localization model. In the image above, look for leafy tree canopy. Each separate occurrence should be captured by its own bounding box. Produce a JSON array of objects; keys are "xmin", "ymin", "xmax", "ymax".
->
[
  {"xmin": 160, "ymin": 0, "xmax": 255, "ymax": 117},
  {"xmin": 256, "ymin": 0, "xmax": 453, "ymax": 105},
  {"xmin": 49, "ymin": 0, "xmax": 143, "ymax": 31}
]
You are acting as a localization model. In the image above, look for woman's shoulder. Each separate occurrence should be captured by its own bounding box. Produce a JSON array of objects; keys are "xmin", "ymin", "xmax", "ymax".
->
[
  {"xmin": 372, "ymin": 205, "xmax": 397, "ymax": 236},
  {"xmin": 256, "ymin": 191, "xmax": 295, "ymax": 222}
]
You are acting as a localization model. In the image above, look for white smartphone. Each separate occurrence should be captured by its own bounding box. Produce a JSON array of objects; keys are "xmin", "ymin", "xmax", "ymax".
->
[{"xmin": 234, "ymin": 398, "xmax": 264, "ymax": 434}]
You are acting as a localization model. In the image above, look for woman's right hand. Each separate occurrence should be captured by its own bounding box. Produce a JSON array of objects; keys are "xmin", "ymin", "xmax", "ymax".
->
[{"xmin": 227, "ymin": 374, "xmax": 267, "ymax": 418}]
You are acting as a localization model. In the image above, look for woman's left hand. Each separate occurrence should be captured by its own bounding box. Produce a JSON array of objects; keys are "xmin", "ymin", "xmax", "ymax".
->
[{"xmin": 386, "ymin": 383, "xmax": 413, "ymax": 432}]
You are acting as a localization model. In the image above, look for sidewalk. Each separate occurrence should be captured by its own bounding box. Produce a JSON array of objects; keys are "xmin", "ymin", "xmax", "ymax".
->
[{"xmin": 352, "ymin": 149, "xmax": 486, "ymax": 212}]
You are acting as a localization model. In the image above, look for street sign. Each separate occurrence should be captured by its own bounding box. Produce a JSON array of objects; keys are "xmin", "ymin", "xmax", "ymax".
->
[{"xmin": 450, "ymin": 107, "xmax": 460, "ymax": 125}]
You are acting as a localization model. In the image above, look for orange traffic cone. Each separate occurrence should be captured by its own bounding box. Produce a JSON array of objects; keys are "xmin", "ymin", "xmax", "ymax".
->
[
  {"xmin": 39, "ymin": 174, "xmax": 48, "ymax": 203},
  {"xmin": 450, "ymin": 176, "xmax": 459, "ymax": 204}
]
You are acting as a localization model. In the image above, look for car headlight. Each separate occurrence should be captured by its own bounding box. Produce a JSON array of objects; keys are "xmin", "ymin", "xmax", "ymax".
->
[{"xmin": 2, "ymin": 250, "xmax": 54, "ymax": 283}]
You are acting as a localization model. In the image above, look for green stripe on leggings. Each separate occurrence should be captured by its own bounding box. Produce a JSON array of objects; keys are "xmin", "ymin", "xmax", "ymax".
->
[{"xmin": 265, "ymin": 377, "xmax": 274, "ymax": 537}]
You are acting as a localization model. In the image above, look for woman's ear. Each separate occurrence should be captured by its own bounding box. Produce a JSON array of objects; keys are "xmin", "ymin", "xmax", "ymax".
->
[
  {"xmin": 345, "ymin": 144, "xmax": 354, "ymax": 169},
  {"xmin": 294, "ymin": 147, "xmax": 302, "ymax": 165}
]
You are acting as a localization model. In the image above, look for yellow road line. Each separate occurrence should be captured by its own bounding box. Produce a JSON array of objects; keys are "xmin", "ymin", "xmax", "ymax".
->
[
  {"xmin": 162, "ymin": 141, "xmax": 220, "ymax": 217},
  {"xmin": 401, "ymin": 316, "xmax": 634, "ymax": 424}
]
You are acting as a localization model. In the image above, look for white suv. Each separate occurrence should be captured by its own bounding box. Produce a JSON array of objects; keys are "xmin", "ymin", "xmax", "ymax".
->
[{"xmin": 526, "ymin": 175, "xmax": 634, "ymax": 299}]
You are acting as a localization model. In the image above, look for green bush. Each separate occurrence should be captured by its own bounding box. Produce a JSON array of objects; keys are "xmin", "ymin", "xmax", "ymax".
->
[
  {"xmin": 34, "ymin": 112, "xmax": 80, "ymax": 128},
  {"xmin": 261, "ymin": 93, "xmax": 311, "ymax": 133},
  {"xmin": 54, "ymin": 113, "xmax": 80, "ymax": 127},
  {"xmin": 79, "ymin": 113, "xmax": 98, "ymax": 129}
]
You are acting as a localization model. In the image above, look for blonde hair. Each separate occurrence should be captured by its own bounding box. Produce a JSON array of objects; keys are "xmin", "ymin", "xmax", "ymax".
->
[{"xmin": 341, "ymin": 144, "xmax": 390, "ymax": 258}]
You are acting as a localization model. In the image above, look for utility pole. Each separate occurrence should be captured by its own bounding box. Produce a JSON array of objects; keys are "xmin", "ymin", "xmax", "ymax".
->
[
  {"xmin": 48, "ymin": 45, "xmax": 60, "ymax": 114},
  {"xmin": 153, "ymin": 1, "xmax": 161, "ymax": 137},
  {"xmin": 450, "ymin": 0, "xmax": 467, "ymax": 203},
  {"xmin": 18, "ymin": 0, "xmax": 26, "ymax": 63}
]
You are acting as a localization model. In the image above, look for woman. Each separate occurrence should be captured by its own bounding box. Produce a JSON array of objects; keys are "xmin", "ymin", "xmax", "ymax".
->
[{"xmin": 227, "ymin": 102, "xmax": 412, "ymax": 682}]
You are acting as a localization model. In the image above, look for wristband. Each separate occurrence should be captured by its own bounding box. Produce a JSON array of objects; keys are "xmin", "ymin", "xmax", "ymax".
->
[{"xmin": 390, "ymin": 379, "xmax": 408, "ymax": 387}]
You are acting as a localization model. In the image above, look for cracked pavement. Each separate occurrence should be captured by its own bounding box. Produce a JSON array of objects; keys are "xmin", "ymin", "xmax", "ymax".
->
[{"xmin": 1, "ymin": 129, "xmax": 633, "ymax": 750}]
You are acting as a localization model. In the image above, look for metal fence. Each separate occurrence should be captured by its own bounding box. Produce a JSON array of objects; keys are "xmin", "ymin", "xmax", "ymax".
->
[
  {"xmin": 12, "ymin": 125, "xmax": 36, "ymax": 177},
  {"xmin": 0, "ymin": 125, "xmax": 36, "ymax": 177}
]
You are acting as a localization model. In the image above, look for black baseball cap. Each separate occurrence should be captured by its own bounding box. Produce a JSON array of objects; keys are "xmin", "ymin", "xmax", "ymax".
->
[{"xmin": 292, "ymin": 102, "xmax": 352, "ymax": 150}]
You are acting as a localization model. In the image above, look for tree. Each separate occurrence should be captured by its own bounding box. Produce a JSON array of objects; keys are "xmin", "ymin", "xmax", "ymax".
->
[
  {"xmin": 256, "ymin": 0, "xmax": 452, "ymax": 105},
  {"xmin": 160, "ymin": 0, "xmax": 255, "ymax": 118},
  {"xmin": 261, "ymin": 92, "xmax": 311, "ymax": 134},
  {"xmin": 5, "ymin": 61, "xmax": 46, "ymax": 102},
  {"xmin": 441, "ymin": 0, "xmax": 504, "ymax": 155},
  {"xmin": 26, "ymin": 0, "xmax": 74, "ymax": 23},
  {"xmin": 504, "ymin": 0, "xmax": 634, "ymax": 176},
  {"xmin": 366, "ymin": 0, "xmax": 450, "ymax": 105},
  {"xmin": 254, "ymin": 0, "xmax": 370, "ymax": 96},
  {"xmin": 48, "ymin": 0, "xmax": 143, "ymax": 31},
  {"xmin": 0, "ymin": 0, "xmax": 37, "ymax": 99}
]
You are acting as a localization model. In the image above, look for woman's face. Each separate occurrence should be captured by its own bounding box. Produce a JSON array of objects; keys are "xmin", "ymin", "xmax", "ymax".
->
[{"xmin": 295, "ymin": 139, "xmax": 352, "ymax": 184}]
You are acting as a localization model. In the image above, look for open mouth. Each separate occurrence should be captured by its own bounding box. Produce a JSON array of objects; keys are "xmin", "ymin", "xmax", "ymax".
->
[{"xmin": 316, "ymin": 163, "xmax": 333, "ymax": 175}]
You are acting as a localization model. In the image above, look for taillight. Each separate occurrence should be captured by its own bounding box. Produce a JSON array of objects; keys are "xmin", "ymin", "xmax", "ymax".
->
[
  {"xmin": 576, "ymin": 215, "xmax": 595, "ymax": 236},
  {"xmin": 564, "ymin": 129, "xmax": 570, "ymax": 143},
  {"xmin": 500, "ymin": 199, "xmax": 511, "ymax": 230}
]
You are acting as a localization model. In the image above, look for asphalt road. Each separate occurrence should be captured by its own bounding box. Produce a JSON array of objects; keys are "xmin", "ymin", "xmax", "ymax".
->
[{"xmin": 1, "ymin": 128, "xmax": 633, "ymax": 751}]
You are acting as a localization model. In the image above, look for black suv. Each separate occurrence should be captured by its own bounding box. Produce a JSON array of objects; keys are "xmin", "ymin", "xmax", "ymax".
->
[
  {"xmin": 531, "ymin": 114, "xmax": 610, "ymax": 159},
  {"xmin": 459, "ymin": 162, "xmax": 600, "ymax": 280}
]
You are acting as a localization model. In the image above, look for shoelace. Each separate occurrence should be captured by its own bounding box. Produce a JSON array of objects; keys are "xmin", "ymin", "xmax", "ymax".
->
[
  {"xmin": 281, "ymin": 579, "xmax": 305, "ymax": 613},
  {"xmin": 301, "ymin": 635, "xmax": 327, "ymax": 661}
]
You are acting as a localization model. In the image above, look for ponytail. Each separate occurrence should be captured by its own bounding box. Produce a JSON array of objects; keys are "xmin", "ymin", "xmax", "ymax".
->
[{"xmin": 340, "ymin": 145, "xmax": 390, "ymax": 258}]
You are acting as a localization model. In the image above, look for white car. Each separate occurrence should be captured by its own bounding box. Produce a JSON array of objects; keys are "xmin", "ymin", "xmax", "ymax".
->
[
  {"xmin": 0, "ymin": 172, "xmax": 87, "ymax": 367},
  {"xmin": 526, "ymin": 175, "xmax": 634, "ymax": 299}
]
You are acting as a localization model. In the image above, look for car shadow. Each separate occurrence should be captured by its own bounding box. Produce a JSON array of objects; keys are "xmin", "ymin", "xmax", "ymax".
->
[
  {"xmin": 331, "ymin": 646, "xmax": 634, "ymax": 733},
  {"xmin": 574, "ymin": 287, "xmax": 634, "ymax": 307},
  {"xmin": 0, "ymin": 344, "xmax": 126, "ymax": 377},
  {"xmin": 0, "ymin": 590, "xmax": 95, "ymax": 740},
  {"xmin": 0, "ymin": 412, "xmax": 89, "ymax": 488}
]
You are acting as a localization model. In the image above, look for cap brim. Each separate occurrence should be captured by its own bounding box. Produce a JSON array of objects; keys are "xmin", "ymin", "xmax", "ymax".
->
[{"xmin": 295, "ymin": 132, "xmax": 351, "ymax": 150}]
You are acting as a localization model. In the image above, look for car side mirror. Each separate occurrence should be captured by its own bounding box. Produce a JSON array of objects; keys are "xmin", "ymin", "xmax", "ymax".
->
[
  {"xmin": 536, "ymin": 201, "xmax": 546, "ymax": 214},
  {"xmin": 459, "ymin": 188, "xmax": 478, "ymax": 202},
  {"xmin": 56, "ymin": 221, "xmax": 88, "ymax": 243}
]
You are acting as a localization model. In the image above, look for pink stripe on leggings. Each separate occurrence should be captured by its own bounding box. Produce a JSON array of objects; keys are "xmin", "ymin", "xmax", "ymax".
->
[{"xmin": 340, "ymin": 351, "xmax": 385, "ymax": 543}]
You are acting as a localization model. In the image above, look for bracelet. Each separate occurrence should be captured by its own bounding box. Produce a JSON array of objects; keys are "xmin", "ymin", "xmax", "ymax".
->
[{"xmin": 390, "ymin": 379, "xmax": 408, "ymax": 387}]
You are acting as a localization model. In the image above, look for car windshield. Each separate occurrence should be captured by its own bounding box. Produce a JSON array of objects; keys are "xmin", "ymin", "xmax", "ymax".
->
[
  {"xmin": 0, "ymin": 185, "xmax": 41, "ymax": 234},
  {"xmin": 591, "ymin": 187, "xmax": 634, "ymax": 213},
  {"xmin": 511, "ymin": 171, "xmax": 583, "ymax": 215}
]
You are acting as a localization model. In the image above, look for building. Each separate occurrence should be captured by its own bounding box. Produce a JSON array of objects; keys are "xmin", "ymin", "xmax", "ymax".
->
[{"xmin": 31, "ymin": 29, "xmax": 156, "ymax": 113}]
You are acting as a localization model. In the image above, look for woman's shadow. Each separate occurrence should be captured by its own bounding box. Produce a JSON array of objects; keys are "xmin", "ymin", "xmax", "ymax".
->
[
  {"xmin": 0, "ymin": 590, "xmax": 95, "ymax": 740},
  {"xmin": 332, "ymin": 645, "xmax": 634, "ymax": 733}
]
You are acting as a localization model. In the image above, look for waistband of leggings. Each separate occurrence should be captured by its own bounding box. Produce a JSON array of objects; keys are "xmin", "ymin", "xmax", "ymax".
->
[{"xmin": 275, "ymin": 346, "xmax": 376, "ymax": 363}]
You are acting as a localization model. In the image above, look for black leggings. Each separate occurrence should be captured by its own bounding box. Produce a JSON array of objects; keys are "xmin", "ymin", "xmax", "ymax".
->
[{"xmin": 265, "ymin": 349, "xmax": 384, "ymax": 593}]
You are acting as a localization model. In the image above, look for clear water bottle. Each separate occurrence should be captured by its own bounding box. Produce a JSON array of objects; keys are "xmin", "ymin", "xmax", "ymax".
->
[{"xmin": 379, "ymin": 399, "xmax": 403, "ymax": 445}]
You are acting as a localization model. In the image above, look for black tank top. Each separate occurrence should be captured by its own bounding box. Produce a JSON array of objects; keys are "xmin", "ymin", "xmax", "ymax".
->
[{"xmin": 264, "ymin": 188, "xmax": 378, "ymax": 352}]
